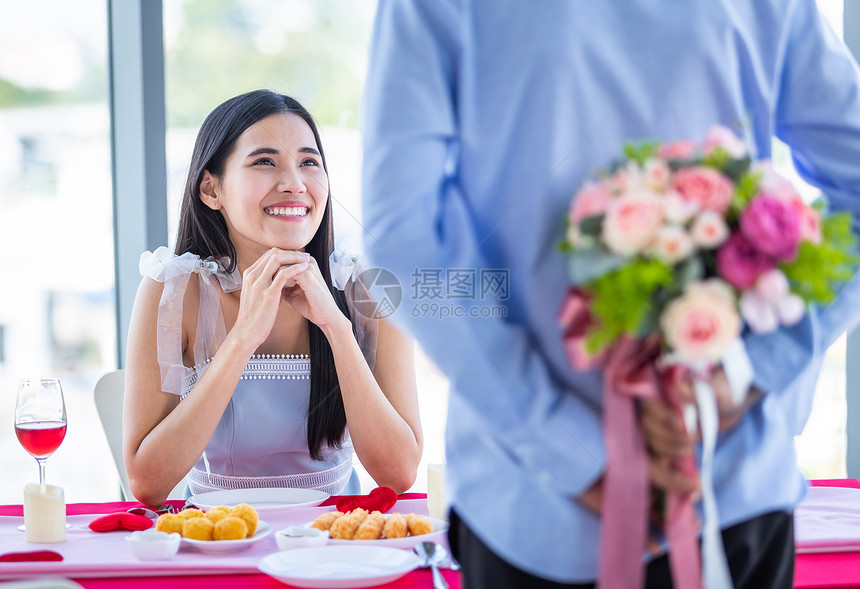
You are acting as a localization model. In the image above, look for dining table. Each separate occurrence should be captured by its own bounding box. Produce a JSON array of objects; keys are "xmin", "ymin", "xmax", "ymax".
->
[{"xmin": 1, "ymin": 481, "xmax": 858, "ymax": 588}]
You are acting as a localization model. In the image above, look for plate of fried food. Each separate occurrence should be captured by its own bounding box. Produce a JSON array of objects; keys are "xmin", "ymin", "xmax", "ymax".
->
[
  {"xmin": 155, "ymin": 503, "xmax": 271, "ymax": 553},
  {"xmin": 306, "ymin": 509, "xmax": 448, "ymax": 549}
]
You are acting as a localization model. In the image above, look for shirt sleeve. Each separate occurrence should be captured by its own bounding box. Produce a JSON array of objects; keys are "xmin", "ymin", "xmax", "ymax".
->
[
  {"xmin": 361, "ymin": 0, "xmax": 605, "ymax": 497},
  {"xmin": 744, "ymin": 0, "xmax": 860, "ymax": 396}
]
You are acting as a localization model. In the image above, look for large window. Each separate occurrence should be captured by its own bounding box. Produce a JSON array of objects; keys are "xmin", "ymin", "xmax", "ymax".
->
[
  {"xmin": 163, "ymin": 0, "xmax": 448, "ymax": 492},
  {"xmin": 0, "ymin": 1, "xmax": 117, "ymax": 502}
]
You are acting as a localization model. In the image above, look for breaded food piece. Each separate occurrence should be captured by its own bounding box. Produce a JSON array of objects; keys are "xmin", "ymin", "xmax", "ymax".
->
[
  {"xmin": 382, "ymin": 512, "xmax": 407, "ymax": 539},
  {"xmin": 180, "ymin": 508, "xmax": 204, "ymax": 519},
  {"xmin": 354, "ymin": 511, "xmax": 385, "ymax": 540},
  {"xmin": 182, "ymin": 517, "xmax": 214, "ymax": 541},
  {"xmin": 205, "ymin": 506, "xmax": 232, "ymax": 524},
  {"xmin": 406, "ymin": 514, "xmax": 433, "ymax": 536},
  {"xmin": 155, "ymin": 513, "xmax": 184, "ymax": 535},
  {"xmin": 329, "ymin": 508, "xmax": 368, "ymax": 540},
  {"xmin": 230, "ymin": 503, "xmax": 259, "ymax": 536},
  {"xmin": 311, "ymin": 511, "xmax": 344, "ymax": 531},
  {"xmin": 213, "ymin": 516, "xmax": 249, "ymax": 540}
]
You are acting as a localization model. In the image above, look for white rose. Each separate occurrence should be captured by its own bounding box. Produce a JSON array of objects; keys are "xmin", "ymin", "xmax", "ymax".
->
[
  {"xmin": 652, "ymin": 225, "xmax": 694, "ymax": 264},
  {"xmin": 690, "ymin": 210, "xmax": 729, "ymax": 248}
]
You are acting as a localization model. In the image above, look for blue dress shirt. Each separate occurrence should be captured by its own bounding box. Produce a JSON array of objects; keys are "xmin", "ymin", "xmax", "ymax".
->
[{"xmin": 362, "ymin": 0, "xmax": 860, "ymax": 582}]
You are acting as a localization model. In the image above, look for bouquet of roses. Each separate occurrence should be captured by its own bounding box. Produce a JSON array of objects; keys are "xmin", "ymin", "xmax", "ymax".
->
[{"xmin": 558, "ymin": 126, "xmax": 857, "ymax": 589}]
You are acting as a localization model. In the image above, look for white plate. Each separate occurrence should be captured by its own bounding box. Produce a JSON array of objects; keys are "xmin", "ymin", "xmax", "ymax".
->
[
  {"xmin": 189, "ymin": 488, "xmax": 329, "ymax": 511},
  {"xmin": 304, "ymin": 515, "xmax": 449, "ymax": 549},
  {"xmin": 182, "ymin": 521, "xmax": 271, "ymax": 553},
  {"xmin": 258, "ymin": 545, "xmax": 420, "ymax": 588}
]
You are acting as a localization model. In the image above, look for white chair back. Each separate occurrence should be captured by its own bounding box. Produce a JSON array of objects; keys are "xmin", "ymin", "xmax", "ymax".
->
[{"xmin": 93, "ymin": 369, "xmax": 186, "ymax": 501}]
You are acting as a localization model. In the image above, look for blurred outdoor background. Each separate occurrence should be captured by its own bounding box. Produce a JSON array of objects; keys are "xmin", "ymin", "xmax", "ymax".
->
[{"xmin": 0, "ymin": 0, "xmax": 847, "ymax": 503}]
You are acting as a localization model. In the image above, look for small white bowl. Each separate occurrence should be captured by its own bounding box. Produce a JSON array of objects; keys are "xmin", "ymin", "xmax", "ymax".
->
[
  {"xmin": 125, "ymin": 529, "xmax": 181, "ymax": 560},
  {"xmin": 275, "ymin": 526, "xmax": 328, "ymax": 550}
]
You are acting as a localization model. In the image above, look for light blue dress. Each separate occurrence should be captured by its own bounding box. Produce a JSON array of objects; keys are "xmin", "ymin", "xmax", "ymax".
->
[{"xmin": 139, "ymin": 247, "xmax": 360, "ymax": 497}]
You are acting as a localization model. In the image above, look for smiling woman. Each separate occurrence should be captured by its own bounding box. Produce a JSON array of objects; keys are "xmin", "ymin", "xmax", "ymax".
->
[{"xmin": 122, "ymin": 90, "xmax": 422, "ymax": 508}]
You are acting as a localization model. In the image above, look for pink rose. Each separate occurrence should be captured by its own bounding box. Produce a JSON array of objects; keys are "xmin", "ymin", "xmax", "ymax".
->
[
  {"xmin": 789, "ymin": 196, "xmax": 822, "ymax": 244},
  {"xmin": 660, "ymin": 280, "xmax": 741, "ymax": 364},
  {"xmin": 671, "ymin": 166, "xmax": 735, "ymax": 214},
  {"xmin": 740, "ymin": 194, "xmax": 801, "ymax": 261},
  {"xmin": 602, "ymin": 191, "xmax": 663, "ymax": 256},
  {"xmin": 652, "ymin": 225, "xmax": 694, "ymax": 263},
  {"xmin": 644, "ymin": 158, "xmax": 671, "ymax": 192},
  {"xmin": 657, "ymin": 141, "xmax": 698, "ymax": 160},
  {"xmin": 703, "ymin": 125, "xmax": 747, "ymax": 158},
  {"xmin": 690, "ymin": 210, "xmax": 729, "ymax": 248},
  {"xmin": 716, "ymin": 232, "xmax": 775, "ymax": 289},
  {"xmin": 570, "ymin": 181, "xmax": 611, "ymax": 223}
]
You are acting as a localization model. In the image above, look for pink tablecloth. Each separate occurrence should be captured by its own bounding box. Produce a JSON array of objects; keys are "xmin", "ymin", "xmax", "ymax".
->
[
  {"xmin": 4, "ymin": 481, "xmax": 859, "ymax": 588},
  {"xmin": 796, "ymin": 479, "xmax": 860, "ymax": 588},
  {"xmin": 0, "ymin": 494, "xmax": 460, "ymax": 589}
]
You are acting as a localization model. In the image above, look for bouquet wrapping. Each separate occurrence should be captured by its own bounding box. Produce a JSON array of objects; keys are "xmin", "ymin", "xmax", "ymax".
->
[{"xmin": 559, "ymin": 126, "xmax": 858, "ymax": 589}]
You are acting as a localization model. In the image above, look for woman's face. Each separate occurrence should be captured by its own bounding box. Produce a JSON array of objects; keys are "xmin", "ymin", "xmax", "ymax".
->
[{"xmin": 201, "ymin": 112, "xmax": 329, "ymax": 264}]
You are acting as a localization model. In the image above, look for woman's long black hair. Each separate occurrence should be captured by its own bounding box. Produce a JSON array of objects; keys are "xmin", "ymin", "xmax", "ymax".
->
[{"xmin": 175, "ymin": 90, "xmax": 350, "ymax": 460}]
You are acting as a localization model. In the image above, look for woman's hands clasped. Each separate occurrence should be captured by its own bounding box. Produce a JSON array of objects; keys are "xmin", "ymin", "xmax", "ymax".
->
[
  {"xmin": 231, "ymin": 247, "xmax": 348, "ymax": 351},
  {"xmin": 231, "ymin": 249, "xmax": 311, "ymax": 349},
  {"xmin": 280, "ymin": 252, "xmax": 350, "ymax": 332}
]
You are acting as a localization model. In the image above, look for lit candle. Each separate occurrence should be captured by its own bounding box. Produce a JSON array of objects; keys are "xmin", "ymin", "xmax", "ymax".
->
[
  {"xmin": 23, "ymin": 483, "xmax": 66, "ymax": 543},
  {"xmin": 427, "ymin": 463, "xmax": 449, "ymax": 521}
]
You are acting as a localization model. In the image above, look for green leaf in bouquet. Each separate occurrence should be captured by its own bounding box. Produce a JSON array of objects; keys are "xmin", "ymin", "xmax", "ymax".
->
[
  {"xmin": 719, "ymin": 155, "xmax": 752, "ymax": 183},
  {"xmin": 730, "ymin": 169, "xmax": 762, "ymax": 217},
  {"xmin": 584, "ymin": 259, "xmax": 673, "ymax": 354},
  {"xmin": 782, "ymin": 212, "xmax": 859, "ymax": 304},
  {"xmin": 578, "ymin": 214, "xmax": 604, "ymax": 238},
  {"xmin": 701, "ymin": 146, "xmax": 731, "ymax": 170},
  {"xmin": 567, "ymin": 247, "xmax": 629, "ymax": 285},
  {"xmin": 623, "ymin": 141, "xmax": 660, "ymax": 167},
  {"xmin": 675, "ymin": 255, "xmax": 705, "ymax": 288}
]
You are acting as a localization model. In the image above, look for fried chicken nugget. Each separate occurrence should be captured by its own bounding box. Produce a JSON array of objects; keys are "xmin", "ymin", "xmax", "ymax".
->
[
  {"xmin": 213, "ymin": 516, "xmax": 249, "ymax": 540},
  {"xmin": 311, "ymin": 511, "xmax": 344, "ymax": 531},
  {"xmin": 155, "ymin": 513, "xmax": 184, "ymax": 535},
  {"xmin": 382, "ymin": 512, "xmax": 407, "ymax": 539},
  {"xmin": 354, "ymin": 511, "xmax": 385, "ymax": 540},
  {"xmin": 230, "ymin": 503, "xmax": 258, "ymax": 536},
  {"xmin": 205, "ymin": 506, "xmax": 232, "ymax": 524},
  {"xmin": 180, "ymin": 508, "xmax": 204, "ymax": 519},
  {"xmin": 406, "ymin": 514, "xmax": 433, "ymax": 536},
  {"xmin": 329, "ymin": 508, "xmax": 368, "ymax": 540},
  {"xmin": 182, "ymin": 517, "xmax": 215, "ymax": 540}
]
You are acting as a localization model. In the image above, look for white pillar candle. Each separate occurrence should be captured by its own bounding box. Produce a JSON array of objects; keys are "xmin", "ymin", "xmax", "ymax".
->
[
  {"xmin": 23, "ymin": 483, "xmax": 66, "ymax": 543},
  {"xmin": 427, "ymin": 463, "xmax": 449, "ymax": 521}
]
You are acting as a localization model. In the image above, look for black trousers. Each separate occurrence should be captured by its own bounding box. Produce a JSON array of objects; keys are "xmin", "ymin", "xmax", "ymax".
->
[{"xmin": 448, "ymin": 509, "xmax": 794, "ymax": 589}]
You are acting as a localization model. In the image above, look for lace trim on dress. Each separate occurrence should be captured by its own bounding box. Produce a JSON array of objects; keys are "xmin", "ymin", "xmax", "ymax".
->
[
  {"xmin": 186, "ymin": 455, "xmax": 353, "ymax": 496},
  {"xmin": 181, "ymin": 355, "xmax": 311, "ymax": 399}
]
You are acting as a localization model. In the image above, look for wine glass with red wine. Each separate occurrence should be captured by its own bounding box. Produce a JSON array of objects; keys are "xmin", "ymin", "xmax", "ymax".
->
[{"xmin": 15, "ymin": 378, "xmax": 67, "ymax": 488}]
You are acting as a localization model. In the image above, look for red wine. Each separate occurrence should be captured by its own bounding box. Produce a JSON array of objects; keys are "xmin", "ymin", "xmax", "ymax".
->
[{"xmin": 15, "ymin": 421, "xmax": 66, "ymax": 458}]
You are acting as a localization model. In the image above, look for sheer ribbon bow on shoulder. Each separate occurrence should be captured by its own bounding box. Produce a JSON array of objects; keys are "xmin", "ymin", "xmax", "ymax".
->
[
  {"xmin": 139, "ymin": 246, "xmax": 242, "ymax": 396},
  {"xmin": 329, "ymin": 245, "xmax": 379, "ymax": 372}
]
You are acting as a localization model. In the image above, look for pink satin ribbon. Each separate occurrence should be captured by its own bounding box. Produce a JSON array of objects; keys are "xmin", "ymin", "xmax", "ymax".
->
[{"xmin": 559, "ymin": 288, "xmax": 701, "ymax": 589}]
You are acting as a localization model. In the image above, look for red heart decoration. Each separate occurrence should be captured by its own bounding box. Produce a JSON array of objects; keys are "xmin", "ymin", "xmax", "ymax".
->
[
  {"xmin": 88, "ymin": 512, "xmax": 154, "ymax": 532},
  {"xmin": 336, "ymin": 486, "xmax": 398, "ymax": 513},
  {"xmin": 0, "ymin": 550, "xmax": 63, "ymax": 562}
]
